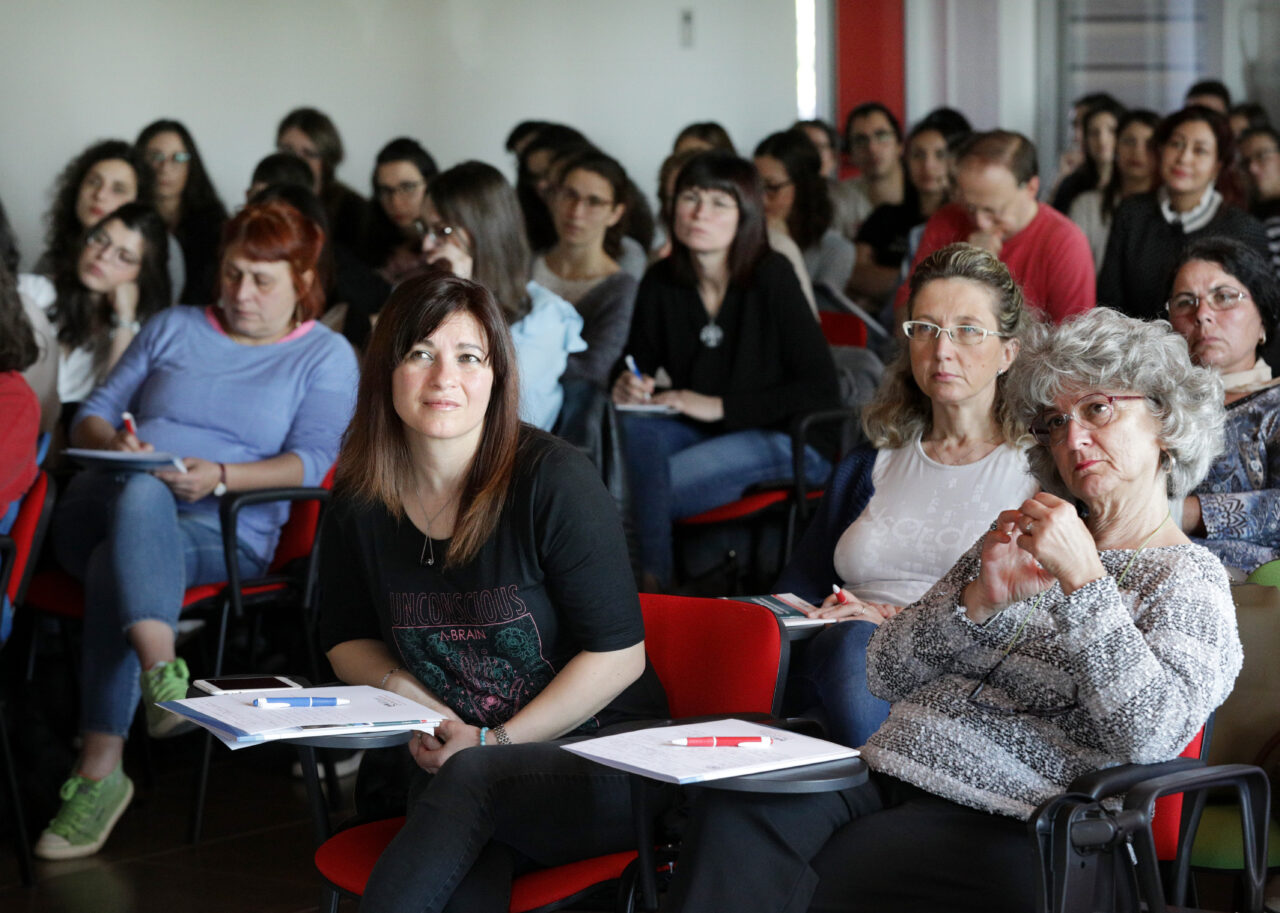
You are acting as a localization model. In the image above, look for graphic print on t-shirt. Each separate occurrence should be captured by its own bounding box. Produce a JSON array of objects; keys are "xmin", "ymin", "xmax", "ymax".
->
[{"xmin": 388, "ymin": 585, "xmax": 554, "ymax": 726}]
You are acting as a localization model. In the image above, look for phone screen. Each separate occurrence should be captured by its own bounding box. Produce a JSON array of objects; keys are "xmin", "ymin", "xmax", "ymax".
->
[{"xmin": 196, "ymin": 676, "xmax": 301, "ymax": 693}]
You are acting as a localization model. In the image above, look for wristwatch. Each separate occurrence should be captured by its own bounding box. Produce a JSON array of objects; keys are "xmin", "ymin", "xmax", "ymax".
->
[{"xmin": 213, "ymin": 463, "xmax": 227, "ymax": 498}]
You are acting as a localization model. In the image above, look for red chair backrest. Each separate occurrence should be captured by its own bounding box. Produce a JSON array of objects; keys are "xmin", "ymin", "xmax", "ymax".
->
[
  {"xmin": 1151, "ymin": 726, "xmax": 1207, "ymax": 860},
  {"xmin": 639, "ymin": 594, "xmax": 787, "ymax": 719},
  {"xmin": 819, "ymin": 310, "xmax": 867, "ymax": 348},
  {"xmin": 7, "ymin": 470, "xmax": 52, "ymax": 604},
  {"xmin": 268, "ymin": 465, "xmax": 335, "ymax": 572}
]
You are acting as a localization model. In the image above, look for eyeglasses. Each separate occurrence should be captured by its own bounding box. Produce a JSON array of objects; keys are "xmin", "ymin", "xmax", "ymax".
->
[
  {"xmin": 86, "ymin": 229, "xmax": 142, "ymax": 268},
  {"xmin": 376, "ymin": 180, "xmax": 425, "ymax": 201},
  {"xmin": 849, "ymin": 129, "xmax": 897, "ymax": 149},
  {"xmin": 1166, "ymin": 286, "xmax": 1250, "ymax": 317},
  {"xmin": 1029, "ymin": 393, "xmax": 1148, "ymax": 447},
  {"xmin": 901, "ymin": 321, "xmax": 1008, "ymax": 346},
  {"xmin": 1241, "ymin": 147, "xmax": 1280, "ymax": 169},
  {"xmin": 675, "ymin": 189, "xmax": 737, "ymax": 213},
  {"xmin": 761, "ymin": 179, "xmax": 794, "ymax": 196},
  {"xmin": 146, "ymin": 151, "xmax": 191, "ymax": 166},
  {"xmin": 555, "ymin": 186, "xmax": 615, "ymax": 210}
]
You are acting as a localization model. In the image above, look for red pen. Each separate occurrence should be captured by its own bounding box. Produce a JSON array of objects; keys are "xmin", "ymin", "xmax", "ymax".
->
[
  {"xmin": 122, "ymin": 411, "xmax": 138, "ymax": 437},
  {"xmin": 832, "ymin": 584, "xmax": 850, "ymax": 605},
  {"xmin": 666, "ymin": 736, "xmax": 774, "ymax": 747}
]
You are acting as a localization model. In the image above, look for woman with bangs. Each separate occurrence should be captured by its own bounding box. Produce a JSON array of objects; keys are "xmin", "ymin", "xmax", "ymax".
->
[
  {"xmin": 613, "ymin": 151, "xmax": 841, "ymax": 590},
  {"xmin": 34, "ymin": 199, "xmax": 359, "ymax": 861},
  {"xmin": 318, "ymin": 272, "xmax": 666, "ymax": 913}
]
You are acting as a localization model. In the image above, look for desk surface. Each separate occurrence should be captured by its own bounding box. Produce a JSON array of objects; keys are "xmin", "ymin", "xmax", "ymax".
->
[{"xmin": 697, "ymin": 755, "xmax": 867, "ymax": 793}]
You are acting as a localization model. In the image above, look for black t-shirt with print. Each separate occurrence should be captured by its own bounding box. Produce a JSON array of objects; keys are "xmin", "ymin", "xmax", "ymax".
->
[{"xmin": 318, "ymin": 429, "xmax": 667, "ymax": 731}]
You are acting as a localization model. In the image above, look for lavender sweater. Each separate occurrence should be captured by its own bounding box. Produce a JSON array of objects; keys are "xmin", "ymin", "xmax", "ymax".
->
[{"xmin": 75, "ymin": 306, "xmax": 359, "ymax": 561}]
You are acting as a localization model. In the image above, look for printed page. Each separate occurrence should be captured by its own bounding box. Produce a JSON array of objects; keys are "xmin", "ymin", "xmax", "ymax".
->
[{"xmin": 563, "ymin": 717, "xmax": 858, "ymax": 784}]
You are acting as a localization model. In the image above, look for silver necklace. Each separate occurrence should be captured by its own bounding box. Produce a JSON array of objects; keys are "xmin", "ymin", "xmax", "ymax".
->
[
  {"xmin": 413, "ymin": 488, "xmax": 456, "ymax": 567},
  {"xmin": 699, "ymin": 318, "xmax": 724, "ymax": 348}
]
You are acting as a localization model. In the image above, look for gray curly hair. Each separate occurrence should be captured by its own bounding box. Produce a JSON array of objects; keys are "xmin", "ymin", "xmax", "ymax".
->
[{"xmin": 1004, "ymin": 308, "xmax": 1225, "ymax": 499}]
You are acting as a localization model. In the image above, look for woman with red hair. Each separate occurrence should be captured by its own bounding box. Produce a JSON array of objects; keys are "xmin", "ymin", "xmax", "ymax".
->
[{"xmin": 34, "ymin": 200, "xmax": 359, "ymax": 861}]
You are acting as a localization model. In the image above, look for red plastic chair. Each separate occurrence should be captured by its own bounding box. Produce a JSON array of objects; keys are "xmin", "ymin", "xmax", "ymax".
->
[
  {"xmin": 818, "ymin": 310, "xmax": 868, "ymax": 348},
  {"xmin": 306, "ymin": 594, "xmax": 790, "ymax": 913},
  {"xmin": 0, "ymin": 469, "xmax": 55, "ymax": 886}
]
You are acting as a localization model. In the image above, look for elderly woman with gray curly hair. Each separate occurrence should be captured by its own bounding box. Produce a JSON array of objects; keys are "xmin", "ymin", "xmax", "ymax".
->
[{"xmin": 661, "ymin": 307, "xmax": 1242, "ymax": 913}]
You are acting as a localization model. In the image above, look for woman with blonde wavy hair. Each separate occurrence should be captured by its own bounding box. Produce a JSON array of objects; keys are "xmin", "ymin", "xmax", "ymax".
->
[{"xmin": 776, "ymin": 242, "xmax": 1039, "ymax": 747}]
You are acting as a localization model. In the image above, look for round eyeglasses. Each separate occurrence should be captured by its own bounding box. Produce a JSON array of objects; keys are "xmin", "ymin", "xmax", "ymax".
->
[
  {"xmin": 901, "ymin": 321, "xmax": 1008, "ymax": 346},
  {"xmin": 1029, "ymin": 393, "xmax": 1148, "ymax": 446}
]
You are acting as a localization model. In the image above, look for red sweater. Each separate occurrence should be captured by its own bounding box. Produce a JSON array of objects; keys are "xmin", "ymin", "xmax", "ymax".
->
[
  {"xmin": 0, "ymin": 372, "xmax": 38, "ymax": 509},
  {"xmin": 894, "ymin": 202, "xmax": 1096, "ymax": 323}
]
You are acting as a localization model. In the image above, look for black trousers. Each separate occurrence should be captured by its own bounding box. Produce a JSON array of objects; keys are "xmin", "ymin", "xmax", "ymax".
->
[{"xmin": 663, "ymin": 771, "xmax": 1039, "ymax": 913}]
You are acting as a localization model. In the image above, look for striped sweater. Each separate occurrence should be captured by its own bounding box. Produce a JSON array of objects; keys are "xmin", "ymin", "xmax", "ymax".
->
[{"xmin": 861, "ymin": 540, "xmax": 1242, "ymax": 819}]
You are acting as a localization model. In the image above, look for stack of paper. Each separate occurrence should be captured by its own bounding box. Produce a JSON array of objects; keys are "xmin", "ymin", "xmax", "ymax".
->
[
  {"xmin": 730, "ymin": 593, "xmax": 835, "ymax": 629},
  {"xmin": 563, "ymin": 718, "xmax": 858, "ymax": 784},
  {"xmin": 158, "ymin": 685, "xmax": 442, "ymax": 750}
]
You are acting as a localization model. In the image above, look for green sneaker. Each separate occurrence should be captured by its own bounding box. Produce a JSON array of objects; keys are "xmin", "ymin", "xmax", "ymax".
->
[
  {"xmin": 141, "ymin": 657, "xmax": 196, "ymax": 738},
  {"xmin": 34, "ymin": 765, "xmax": 134, "ymax": 859}
]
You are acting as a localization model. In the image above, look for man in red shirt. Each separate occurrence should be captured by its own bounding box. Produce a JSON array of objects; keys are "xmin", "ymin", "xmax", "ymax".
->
[{"xmin": 894, "ymin": 130, "xmax": 1095, "ymax": 327}]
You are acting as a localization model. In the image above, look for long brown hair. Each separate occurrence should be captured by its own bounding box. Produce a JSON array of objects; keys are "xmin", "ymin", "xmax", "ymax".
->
[{"xmin": 335, "ymin": 270, "xmax": 521, "ymax": 567}]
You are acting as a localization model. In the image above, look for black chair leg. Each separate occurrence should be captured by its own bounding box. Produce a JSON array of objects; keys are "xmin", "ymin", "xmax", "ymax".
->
[
  {"xmin": 188, "ymin": 730, "xmax": 214, "ymax": 844},
  {"xmin": 0, "ymin": 702, "xmax": 35, "ymax": 887}
]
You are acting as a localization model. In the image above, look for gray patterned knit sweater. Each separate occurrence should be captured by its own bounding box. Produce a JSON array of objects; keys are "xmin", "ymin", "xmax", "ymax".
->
[{"xmin": 861, "ymin": 540, "xmax": 1242, "ymax": 820}]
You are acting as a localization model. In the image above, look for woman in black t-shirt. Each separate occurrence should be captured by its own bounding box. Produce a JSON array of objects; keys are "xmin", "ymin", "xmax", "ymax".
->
[{"xmin": 319, "ymin": 271, "xmax": 665, "ymax": 913}]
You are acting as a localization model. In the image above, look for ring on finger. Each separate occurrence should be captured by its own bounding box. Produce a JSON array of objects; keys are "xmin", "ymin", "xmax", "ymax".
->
[{"xmin": 1023, "ymin": 519, "xmax": 1034, "ymax": 534}]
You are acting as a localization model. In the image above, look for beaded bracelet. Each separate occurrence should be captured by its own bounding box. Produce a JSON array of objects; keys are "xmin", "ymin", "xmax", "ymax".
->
[
  {"xmin": 378, "ymin": 665, "xmax": 403, "ymax": 689},
  {"xmin": 492, "ymin": 724, "xmax": 512, "ymax": 745},
  {"xmin": 479, "ymin": 727, "xmax": 490, "ymax": 746}
]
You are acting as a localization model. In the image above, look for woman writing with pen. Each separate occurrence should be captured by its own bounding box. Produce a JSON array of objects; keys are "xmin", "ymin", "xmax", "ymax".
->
[
  {"xmin": 612, "ymin": 151, "xmax": 840, "ymax": 591},
  {"xmin": 34, "ymin": 199, "xmax": 358, "ymax": 861},
  {"xmin": 776, "ymin": 244, "xmax": 1038, "ymax": 748}
]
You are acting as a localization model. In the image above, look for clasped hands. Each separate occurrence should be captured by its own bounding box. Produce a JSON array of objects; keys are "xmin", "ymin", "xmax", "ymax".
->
[
  {"xmin": 611, "ymin": 369, "xmax": 724, "ymax": 422},
  {"xmin": 963, "ymin": 492, "xmax": 1106, "ymax": 623},
  {"xmin": 106, "ymin": 428, "xmax": 222, "ymax": 502},
  {"xmin": 409, "ymin": 720, "xmax": 483, "ymax": 774}
]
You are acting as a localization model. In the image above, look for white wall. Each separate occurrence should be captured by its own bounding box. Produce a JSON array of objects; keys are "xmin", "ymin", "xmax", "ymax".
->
[
  {"xmin": 0, "ymin": 0, "xmax": 799, "ymax": 270},
  {"xmin": 903, "ymin": 0, "xmax": 1038, "ymax": 135}
]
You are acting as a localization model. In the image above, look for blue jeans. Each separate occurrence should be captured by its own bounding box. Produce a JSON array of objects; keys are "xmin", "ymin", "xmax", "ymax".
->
[
  {"xmin": 618, "ymin": 415, "xmax": 831, "ymax": 587},
  {"xmin": 52, "ymin": 471, "xmax": 267, "ymax": 737},
  {"xmin": 789, "ymin": 620, "xmax": 891, "ymax": 748}
]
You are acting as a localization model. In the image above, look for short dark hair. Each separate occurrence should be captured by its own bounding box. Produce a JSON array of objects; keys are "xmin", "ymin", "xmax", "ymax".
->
[
  {"xmin": 753, "ymin": 129, "xmax": 833, "ymax": 250},
  {"xmin": 336, "ymin": 271, "xmax": 522, "ymax": 568},
  {"xmin": 251, "ymin": 153, "xmax": 314, "ymax": 191},
  {"xmin": 373, "ymin": 137, "xmax": 438, "ymax": 188},
  {"xmin": 1230, "ymin": 102, "xmax": 1271, "ymax": 132},
  {"xmin": 914, "ymin": 108, "xmax": 973, "ymax": 153},
  {"xmin": 669, "ymin": 151, "xmax": 768, "ymax": 288},
  {"xmin": 43, "ymin": 139, "xmax": 155, "ymax": 284},
  {"xmin": 1185, "ymin": 79, "xmax": 1232, "ymax": 109},
  {"xmin": 429, "ymin": 161, "xmax": 532, "ymax": 323},
  {"xmin": 1155, "ymin": 106, "xmax": 1235, "ymax": 167},
  {"xmin": 843, "ymin": 102, "xmax": 903, "ymax": 150},
  {"xmin": 673, "ymin": 122, "xmax": 736, "ymax": 155},
  {"xmin": 956, "ymin": 130, "xmax": 1039, "ymax": 184},
  {"xmin": 276, "ymin": 107, "xmax": 345, "ymax": 187},
  {"xmin": 1169, "ymin": 236, "xmax": 1280, "ymax": 360},
  {"xmin": 1240, "ymin": 124, "xmax": 1280, "ymax": 150}
]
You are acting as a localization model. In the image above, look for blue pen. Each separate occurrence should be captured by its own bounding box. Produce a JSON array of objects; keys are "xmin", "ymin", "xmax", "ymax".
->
[
  {"xmin": 624, "ymin": 355, "xmax": 651, "ymax": 401},
  {"xmin": 253, "ymin": 696, "xmax": 350, "ymax": 708}
]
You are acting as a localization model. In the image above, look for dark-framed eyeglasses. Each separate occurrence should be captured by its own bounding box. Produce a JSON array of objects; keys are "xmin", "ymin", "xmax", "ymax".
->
[
  {"xmin": 376, "ymin": 180, "xmax": 425, "ymax": 201},
  {"xmin": 1165, "ymin": 286, "xmax": 1250, "ymax": 317},
  {"xmin": 1029, "ymin": 393, "xmax": 1148, "ymax": 447},
  {"xmin": 554, "ymin": 186, "xmax": 615, "ymax": 210},
  {"xmin": 902, "ymin": 320, "xmax": 1008, "ymax": 346}
]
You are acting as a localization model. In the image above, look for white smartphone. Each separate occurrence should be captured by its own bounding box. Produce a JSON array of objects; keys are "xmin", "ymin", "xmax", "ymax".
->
[{"xmin": 193, "ymin": 675, "xmax": 304, "ymax": 695}]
